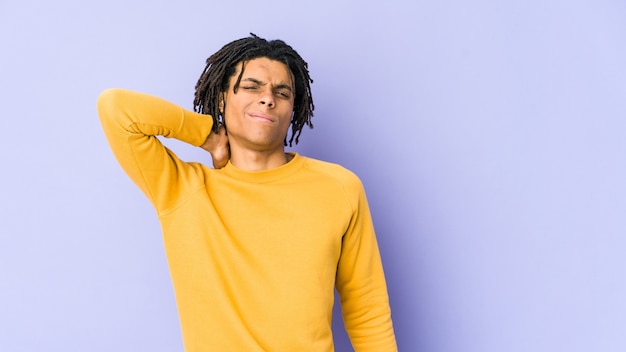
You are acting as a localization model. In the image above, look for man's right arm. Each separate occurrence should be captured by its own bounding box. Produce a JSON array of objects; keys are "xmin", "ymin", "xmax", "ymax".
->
[{"xmin": 97, "ymin": 88, "xmax": 216, "ymax": 211}]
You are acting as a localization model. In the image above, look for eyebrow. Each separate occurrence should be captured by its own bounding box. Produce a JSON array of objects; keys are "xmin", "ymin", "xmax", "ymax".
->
[{"xmin": 242, "ymin": 78, "xmax": 293, "ymax": 92}]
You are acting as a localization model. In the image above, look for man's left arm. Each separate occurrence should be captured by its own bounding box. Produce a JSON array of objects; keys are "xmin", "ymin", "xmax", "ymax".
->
[{"xmin": 336, "ymin": 179, "xmax": 398, "ymax": 352}]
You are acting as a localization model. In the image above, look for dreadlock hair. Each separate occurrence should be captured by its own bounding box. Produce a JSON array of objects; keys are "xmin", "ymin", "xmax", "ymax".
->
[{"xmin": 193, "ymin": 33, "xmax": 314, "ymax": 146}]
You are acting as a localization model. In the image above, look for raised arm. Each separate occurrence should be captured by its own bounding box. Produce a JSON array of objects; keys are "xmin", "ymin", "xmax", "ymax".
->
[{"xmin": 97, "ymin": 88, "xmax": 218, "ymax": 212}]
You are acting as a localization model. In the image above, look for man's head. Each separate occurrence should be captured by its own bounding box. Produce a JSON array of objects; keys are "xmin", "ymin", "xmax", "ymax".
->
[{"xmin": 194, "ymin": 33, "xmax": 314, "ymax": 146}]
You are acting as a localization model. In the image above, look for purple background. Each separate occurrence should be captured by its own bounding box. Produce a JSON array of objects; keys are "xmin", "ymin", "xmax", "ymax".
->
[{"xmin": 1, "ymin": 0, "xmax": 626, "ymax": 351}]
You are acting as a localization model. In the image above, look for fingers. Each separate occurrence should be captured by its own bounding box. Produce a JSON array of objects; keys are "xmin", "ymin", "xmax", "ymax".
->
[{"xmin": 211, "ymin": 126, "xmax": 230, "ymax": 169}]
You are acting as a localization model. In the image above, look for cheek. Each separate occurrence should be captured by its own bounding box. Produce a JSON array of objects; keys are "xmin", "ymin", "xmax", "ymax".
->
[
  {"xmin": 280, "ymin": 117, "xmax": 292, "ymax": 135},
  {"xmin": 222, "ymin": 99, "xmax": 242, "ymax": 123},
  {"xmin": 222, "ymin": 109, "xmax": 238, "ymax": 129}
]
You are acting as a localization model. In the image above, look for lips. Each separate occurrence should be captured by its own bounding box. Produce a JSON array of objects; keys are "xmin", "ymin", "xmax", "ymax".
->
[{"xmin": 248, "ymin": 112, "xmax": 274, "ymax": 123}]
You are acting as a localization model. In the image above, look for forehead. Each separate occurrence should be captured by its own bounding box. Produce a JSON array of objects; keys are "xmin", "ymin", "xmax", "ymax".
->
[{"xmin": 233, "ymin": 57, "xmax": 293, "ymax": 84}]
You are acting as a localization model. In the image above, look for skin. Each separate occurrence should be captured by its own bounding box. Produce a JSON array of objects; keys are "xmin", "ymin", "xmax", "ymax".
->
[{"xmin": 200, "ymin": 57, "xmax": 295, "ymax": 171}]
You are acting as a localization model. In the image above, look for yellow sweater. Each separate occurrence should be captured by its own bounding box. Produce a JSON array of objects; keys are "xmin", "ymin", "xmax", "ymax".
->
[{"xmin": 97, "ymin": 88, "xmax": 397, "ymax": 351}]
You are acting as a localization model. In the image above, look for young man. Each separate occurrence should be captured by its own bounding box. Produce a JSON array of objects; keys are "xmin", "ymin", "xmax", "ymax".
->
[{"xmin": 97, "ymin": 34, "xmax": 396, "ymax": 351}]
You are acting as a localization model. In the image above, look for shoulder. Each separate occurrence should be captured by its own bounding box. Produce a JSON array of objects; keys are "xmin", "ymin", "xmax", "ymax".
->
[{"xmin": 298, "ymin": 156, "xmax": 365, "ymax": 195}]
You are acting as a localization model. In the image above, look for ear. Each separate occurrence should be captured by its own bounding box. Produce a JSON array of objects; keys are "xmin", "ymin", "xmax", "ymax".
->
[{"xmin": 218, "ymin": 93, "xmax": 224, "ymax": 114}]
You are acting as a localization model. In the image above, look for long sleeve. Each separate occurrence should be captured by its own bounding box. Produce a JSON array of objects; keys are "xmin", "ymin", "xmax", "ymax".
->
[
  {"xmin": 336, "ymin": 180, "xmax": 397, "ymax": 351},
  {"xmin": 97, "ymin": 88, "xmax": 214, "ymax": 213}
]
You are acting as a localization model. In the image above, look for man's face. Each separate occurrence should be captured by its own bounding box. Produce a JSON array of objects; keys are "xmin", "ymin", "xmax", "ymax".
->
[{"xmin": 222, "ymin": 57, "xmax": 295, "ymax": 153}]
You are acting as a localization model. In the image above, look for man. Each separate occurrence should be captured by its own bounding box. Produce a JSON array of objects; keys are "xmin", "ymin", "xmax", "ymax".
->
[{"xmin": 97, "ymin": 34, "xmax": 396, "ymax": 351}]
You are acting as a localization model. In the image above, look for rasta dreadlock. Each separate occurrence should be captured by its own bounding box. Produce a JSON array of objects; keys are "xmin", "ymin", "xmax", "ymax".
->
[{"xmin": 193, "ymin": 33, "xmax": 314, "ymax": 146}]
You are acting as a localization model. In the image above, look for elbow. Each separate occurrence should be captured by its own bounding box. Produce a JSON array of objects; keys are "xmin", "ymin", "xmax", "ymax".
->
[
  {"xmin": 97, "ymin": 88, "xmax": 123, "ymax": 112},
  {"xmin": 97, "ymin": 88, "xmax": 129, "ymax": 123}
]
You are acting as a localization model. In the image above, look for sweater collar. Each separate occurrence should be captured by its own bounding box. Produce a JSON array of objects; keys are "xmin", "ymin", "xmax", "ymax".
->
[{"xmin": 219, "ymin": 152, "xmax": 304, "ymax": 183}]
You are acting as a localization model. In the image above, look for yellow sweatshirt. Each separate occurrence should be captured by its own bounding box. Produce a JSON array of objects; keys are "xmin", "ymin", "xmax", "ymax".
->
[{"xmin": 97, "ymin": 88, "xmax": 397, "ymax": 351}]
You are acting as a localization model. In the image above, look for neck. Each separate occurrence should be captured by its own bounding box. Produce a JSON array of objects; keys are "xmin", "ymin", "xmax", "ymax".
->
[{"xmin": 229, "ymin": 146, "xmax": 292, "ymax": 171}]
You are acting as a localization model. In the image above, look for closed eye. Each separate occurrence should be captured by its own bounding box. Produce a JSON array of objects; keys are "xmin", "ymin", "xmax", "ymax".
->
[{"xmin": 276, "ymin": 90, "xmax": 291, "ymax": 98}]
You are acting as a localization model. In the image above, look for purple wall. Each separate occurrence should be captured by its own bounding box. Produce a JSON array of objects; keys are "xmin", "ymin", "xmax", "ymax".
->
[{"xmin": 1, "ymin": 1, "xmax": 625, "ymax": 351}]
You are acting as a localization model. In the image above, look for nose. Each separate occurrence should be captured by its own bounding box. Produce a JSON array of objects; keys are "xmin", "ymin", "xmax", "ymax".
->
[{"xmin": 259, "ymin": 89, "xmax": 275, "ymax": 108}]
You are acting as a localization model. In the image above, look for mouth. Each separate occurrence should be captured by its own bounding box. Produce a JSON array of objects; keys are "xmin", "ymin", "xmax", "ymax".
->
[{"xmin": 248, "ymin": 112, "xmax": 274, "ymax": 123}]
